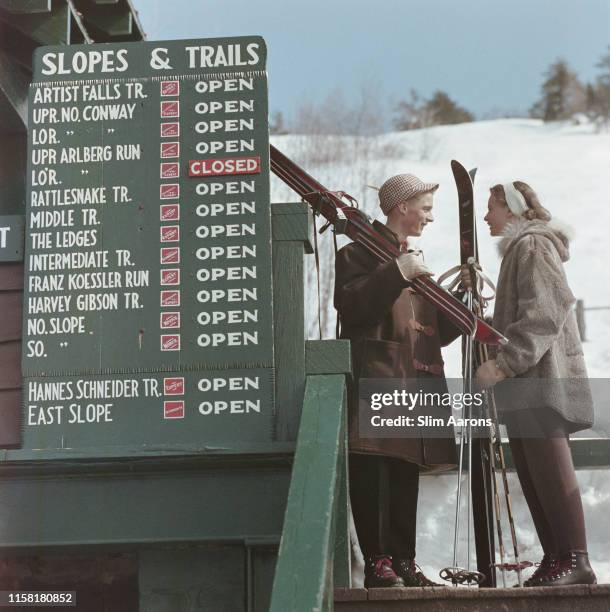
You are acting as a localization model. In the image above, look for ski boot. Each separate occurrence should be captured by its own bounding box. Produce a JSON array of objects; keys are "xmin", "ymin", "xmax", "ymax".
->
[
  {"xmin": 364, "ymin": 555, "xmax": 404, "ymax": 588},
  {"xmin": 522, "ymin": 553, "xmax": 557, "ymax": 587},
  {"xmin": 536, "ymin": 551, "xmax": 596, "ymax": 587},
  {"xmin": 394, "ymin": 558, "xmax": 444, "ymax": 587}
]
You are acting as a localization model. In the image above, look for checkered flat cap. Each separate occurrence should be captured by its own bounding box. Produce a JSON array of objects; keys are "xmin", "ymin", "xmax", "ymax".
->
[{"xmin": 378, "ymin": 173, "xmax": 439, "ymax": 215}]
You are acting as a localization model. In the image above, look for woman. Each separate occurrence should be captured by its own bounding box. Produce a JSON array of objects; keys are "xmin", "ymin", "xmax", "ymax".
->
[{"xmin": 473, "ymin": 181, "xmax": 596, "ymax": 587}]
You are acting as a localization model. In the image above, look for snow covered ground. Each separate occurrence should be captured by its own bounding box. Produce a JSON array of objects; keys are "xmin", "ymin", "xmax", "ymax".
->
[
  {"xmin": 271, "ymin": 118, "xmax": 610, "ymax": 378},
  {"xmin": 271, "ymin": 118, "xmax": 610, "ymax": 584}
]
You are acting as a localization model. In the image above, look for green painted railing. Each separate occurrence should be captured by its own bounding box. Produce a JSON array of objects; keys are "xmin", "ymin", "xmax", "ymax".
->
[{"xmin": 269, "ymin": 374, "xmax": 350, "ymax": 612}]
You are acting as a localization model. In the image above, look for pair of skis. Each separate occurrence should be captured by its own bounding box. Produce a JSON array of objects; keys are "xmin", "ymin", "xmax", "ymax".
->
[{"xmin": 441, "ymin": 161, "xmax": 524, "ymax": 588}]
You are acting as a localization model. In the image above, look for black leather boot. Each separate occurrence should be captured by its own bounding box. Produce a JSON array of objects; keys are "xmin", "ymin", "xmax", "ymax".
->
[
  {"xmin": 523, "ymin": 553, "xmax": 557, "ymax": 587},
  {"xmin": 536, "ymin": 551, "xmax": 597, "ymax": 587},
  {"xmin": 364, "ymin": 555, "xmax": 405, "ymax": 588},
  {"xmin": 394, "ymin": 558, "xmax": 443, "ymax": 587}
]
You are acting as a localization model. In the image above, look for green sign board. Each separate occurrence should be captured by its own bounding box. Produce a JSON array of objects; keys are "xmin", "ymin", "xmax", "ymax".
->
[
  {"xmin": 22, "ymin": 37, "xmax": 274, "ymax": 454},
  {"xmin": 0, "ymin": 215, "xmax": 24, "ymax": 261}
]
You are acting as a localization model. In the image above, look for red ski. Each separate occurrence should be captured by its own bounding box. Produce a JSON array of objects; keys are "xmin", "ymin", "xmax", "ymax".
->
[{"xmin": 270, "ymin": 145, "xmax": 507, "ymax": 346}]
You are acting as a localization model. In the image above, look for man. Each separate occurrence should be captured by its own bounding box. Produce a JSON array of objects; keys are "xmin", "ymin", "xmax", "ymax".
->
[{"xmin": 334, "ymin": 173, "xmax": 459, "ymax": 588}]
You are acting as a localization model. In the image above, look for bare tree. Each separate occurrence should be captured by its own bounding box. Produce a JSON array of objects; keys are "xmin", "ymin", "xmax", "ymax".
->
[
  {"xmin": 269, "ymin": 110, "xmax": 288, "ymax": 135},
  {"xmin": 281, "ymin": 82, "xmax": 395, "ymax": 338}
]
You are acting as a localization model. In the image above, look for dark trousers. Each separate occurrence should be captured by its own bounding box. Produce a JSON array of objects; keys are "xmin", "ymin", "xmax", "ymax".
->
[
  {"xmin": 505, "ymin": 409, "xmax": 587, "ymax": 554},
  {"xmin": 349, "ymin": 453, "xmax": 420, "ymax": 559}
]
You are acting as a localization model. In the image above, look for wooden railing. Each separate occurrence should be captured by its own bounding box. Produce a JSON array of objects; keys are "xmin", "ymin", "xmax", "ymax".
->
[{"xmin": 269, "ymin": 374, "xmax": 350, "ymax": 612}]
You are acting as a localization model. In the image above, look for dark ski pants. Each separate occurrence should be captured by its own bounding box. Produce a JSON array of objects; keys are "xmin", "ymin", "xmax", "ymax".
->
[
  {"xmin": 505, "ymin": 409, "xmax": 587, "ymax": 555},
  {"xmin": 349, "ymin": 453, "xmax": 419, "ymax": 559}
]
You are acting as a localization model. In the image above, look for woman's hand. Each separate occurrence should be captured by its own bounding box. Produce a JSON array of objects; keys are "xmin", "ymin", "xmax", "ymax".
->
[
  {"xmin": 458, "ymin": 262, "xmax": 483, "ymax": 291},
  {"xmin": 459, "ymin": 263, "xmax": 473, "ymax": 290},
  {"xmin": 475, "ymin": 359, "xmax": 506, "ymax": 390}
]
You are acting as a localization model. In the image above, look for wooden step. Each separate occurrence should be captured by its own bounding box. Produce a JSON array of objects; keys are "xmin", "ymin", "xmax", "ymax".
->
[{"xmin": 335, "ymin": 584, "xmax": 610, "ymax": 611}]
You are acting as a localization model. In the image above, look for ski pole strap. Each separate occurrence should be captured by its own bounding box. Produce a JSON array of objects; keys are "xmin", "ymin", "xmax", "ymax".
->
[
  {"xmin": 437, "ymin": 264, "xmax": 496, "ymax": 307},
  {"xmin": 437, "ymin": 264, "xmax": 463, "ymax": 291}
]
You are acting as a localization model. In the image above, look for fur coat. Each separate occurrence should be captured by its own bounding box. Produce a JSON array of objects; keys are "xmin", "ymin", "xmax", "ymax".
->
[{"xmin": 491, "ymin": 217, "xmax": 593, "ymax": 432}]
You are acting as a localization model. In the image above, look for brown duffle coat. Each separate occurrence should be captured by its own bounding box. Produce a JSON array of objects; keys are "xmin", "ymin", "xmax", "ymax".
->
[{"xmin": 334, "ymin": 226, "xmax": 459, "ymax": 471}]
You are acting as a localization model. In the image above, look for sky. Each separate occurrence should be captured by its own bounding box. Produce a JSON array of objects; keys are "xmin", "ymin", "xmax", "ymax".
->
[{"xmin": 135, "ymin": 0, "xmax": 610, "ymax": 126}]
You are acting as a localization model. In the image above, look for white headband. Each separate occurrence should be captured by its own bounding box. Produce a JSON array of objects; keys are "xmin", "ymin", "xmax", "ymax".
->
[{"xmin": 503, "ymin": 182, "xmax": 528, "ymax": 216}]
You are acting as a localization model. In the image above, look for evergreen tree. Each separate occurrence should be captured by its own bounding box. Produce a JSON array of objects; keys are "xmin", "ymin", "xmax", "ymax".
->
[
  {"xmin": 424, "ymin": 91, "xmax": 474, "ymax": 125},
  {"xmin": 530, "ymin": 59, "xmax": 585, "ymax": 121},
  {"xmin": 394, "ymin": 89, "xmax": 473, "ymax": 130}
]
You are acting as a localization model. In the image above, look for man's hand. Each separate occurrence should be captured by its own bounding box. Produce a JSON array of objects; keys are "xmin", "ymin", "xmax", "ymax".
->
[
  {"xmin": 475, "ymin": 359, "xmax": 506, "ymax": 390},
  {"xmin": 396, "ymin": 250, "xmax": 433, "ymax": 281}
]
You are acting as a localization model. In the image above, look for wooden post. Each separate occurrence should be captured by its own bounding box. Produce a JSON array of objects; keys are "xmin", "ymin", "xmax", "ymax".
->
[
  {"xmin": 269, "ymin": 374, "xmax": 346, "ymax": 612},
  {"xmin": 271, "ymin": 202, "xmax": 313, "ymax": 441}
]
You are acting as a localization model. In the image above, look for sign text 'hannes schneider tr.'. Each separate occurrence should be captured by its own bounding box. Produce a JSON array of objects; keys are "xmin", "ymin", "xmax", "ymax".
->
[{"xmin": 22, "ymin": 38, "xmax": 274, "ymax": 453}]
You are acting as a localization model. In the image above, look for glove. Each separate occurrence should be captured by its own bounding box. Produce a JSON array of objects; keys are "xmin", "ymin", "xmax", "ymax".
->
[{"xmin": 396, "ymin": 250, "xmax": 433, "ymax": 281}]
